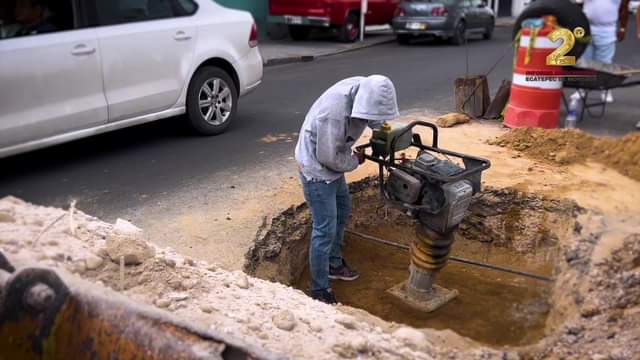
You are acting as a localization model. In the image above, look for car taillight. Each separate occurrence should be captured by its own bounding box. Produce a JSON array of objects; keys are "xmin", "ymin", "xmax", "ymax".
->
[
  {"xmin": 249, "ymin": 22, "xmax": 258, "ymax": 48},
  {"xmin": 431, "ymin": 7, "xmax": 449, "ymax": 16},
  {"xmin": 394, "ymin": 7, "xmax": 405, "ymax": 17}
]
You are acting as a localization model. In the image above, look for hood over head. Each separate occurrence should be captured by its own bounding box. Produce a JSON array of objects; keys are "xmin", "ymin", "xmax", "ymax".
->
[{"xmin": 351, "ymin": 75, "xmax": 400, "ymax": 128}]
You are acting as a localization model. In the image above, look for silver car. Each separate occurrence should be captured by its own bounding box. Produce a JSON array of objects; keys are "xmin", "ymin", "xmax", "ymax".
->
[{"xmin": 392, "ymin": 0, "xmax": 495, "ymax": 45}]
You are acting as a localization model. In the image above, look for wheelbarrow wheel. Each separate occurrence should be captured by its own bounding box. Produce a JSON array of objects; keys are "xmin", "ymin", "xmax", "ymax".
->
[{"xmin": 513, "ymin": 0, "xmax": 591, "ymax": 59}]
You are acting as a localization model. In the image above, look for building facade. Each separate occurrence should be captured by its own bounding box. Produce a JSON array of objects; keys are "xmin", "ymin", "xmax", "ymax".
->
[
  {"xmin": 491, "ymin": 0, "xmax": 531, "ymax": 17},
  {"xmin": 215, "ymin": 0, "xmax": 269, "ymax": 38}
]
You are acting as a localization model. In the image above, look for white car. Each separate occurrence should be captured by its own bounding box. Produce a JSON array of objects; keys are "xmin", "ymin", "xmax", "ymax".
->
[
  {"xmin": 0, "ymin": 0, "xmax": 263, "ymax": 158},
  {"xmin": 630, "ymin": 0, "xmax": 639, "ymax": 13}
]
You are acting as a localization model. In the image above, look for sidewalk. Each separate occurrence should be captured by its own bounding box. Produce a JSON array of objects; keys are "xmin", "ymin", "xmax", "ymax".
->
[
  {"xmin": 259, "ymin": 26, "xmax": 395, "ymax": 66},
  {"xmin": 495, "ymin": 17, "xmax": 516, "ymax": 28}
]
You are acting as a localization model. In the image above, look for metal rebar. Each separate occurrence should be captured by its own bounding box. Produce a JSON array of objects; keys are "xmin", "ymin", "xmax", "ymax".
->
[{"xmin": 345, "ymin": 229, "xmax": 553, "ymax": 283}]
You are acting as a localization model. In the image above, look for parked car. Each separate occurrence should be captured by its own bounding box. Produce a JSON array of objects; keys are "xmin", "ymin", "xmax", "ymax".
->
[
  {"xmin": 0, "ymin": 0, "xmax": 263, "ymax": 159},
  {"xmin": 269, "ymin": 0, "xmax": 400, "ymax": 42},
  {"xmin": 392, "ymin": 0, "xmax": 495, "ymax": 45},
  {"xmin": 630, "ymin": 0, "xmax": 639, "ymax": 13}
]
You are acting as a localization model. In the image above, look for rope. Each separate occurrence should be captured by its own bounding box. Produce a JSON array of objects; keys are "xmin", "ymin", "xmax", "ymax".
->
[
  {"xmin": 524, "ymin": 26, "xmax": 539, "ymax": 65},
  {"xmin": 345, "ymin": 229, "xmax": 554, "ymax": 283}
]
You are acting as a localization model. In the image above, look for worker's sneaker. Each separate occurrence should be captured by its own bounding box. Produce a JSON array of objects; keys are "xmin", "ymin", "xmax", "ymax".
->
[
  {"xmin": 310, "ymin": 288, "xmax": 337, "ymax": 305},
  {"xmin": 329, "ymin": 260, "xmax": 360, "ymax": 281}
]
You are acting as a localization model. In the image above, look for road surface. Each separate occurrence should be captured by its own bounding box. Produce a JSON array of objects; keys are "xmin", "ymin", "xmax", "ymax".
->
[{"xmin": 1, "ymin": 23, "xmax": 638, "ymax": 221}]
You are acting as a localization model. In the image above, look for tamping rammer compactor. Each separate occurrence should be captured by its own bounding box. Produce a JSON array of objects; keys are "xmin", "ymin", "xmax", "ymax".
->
[{"xmin": 356, "ymin": 121, "xmax": 490, "ymax": 312}]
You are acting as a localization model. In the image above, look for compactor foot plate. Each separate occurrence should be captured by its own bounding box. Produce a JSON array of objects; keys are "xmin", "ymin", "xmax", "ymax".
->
[{"xmin": 387, "ymin": 281, "xmax": 458, "ymax": 312}]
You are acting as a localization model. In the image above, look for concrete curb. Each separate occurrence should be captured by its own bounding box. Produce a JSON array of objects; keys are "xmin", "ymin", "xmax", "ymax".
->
[
  {"xmin": 263, "ymin": 35, "xmax": 395, "ymax": 67},
  {"xmin": 495, "ymin": 17, "xmax": 516, "ymax": 28}
]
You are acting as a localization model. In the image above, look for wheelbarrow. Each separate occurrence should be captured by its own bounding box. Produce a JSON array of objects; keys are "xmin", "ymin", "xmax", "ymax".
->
[{"xmin": 562, "ymin": 59, "xmax": 640, "ymax": 123}]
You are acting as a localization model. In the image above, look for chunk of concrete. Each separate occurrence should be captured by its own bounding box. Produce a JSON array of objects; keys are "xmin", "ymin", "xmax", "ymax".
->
[
  {"xmin": 105, "ymin": 219, "xmax": 155, "ymax": 265},
  {"xmin": 84, "ymin": 254, "xmax": 104, "ymax": 270},
  {"xmin": 392, "ymin": 327, "xmax": 430, "ymax": 350},
  {"xmin": 0, "ymin": 212, "xmax": 15, "ymax": 223},
  {"xmin": 334, "ymin": 315, "xmax": 359, "ymax": 330},
  {"xmin": 273, "ymin": 310, "xmax": 296, "ymax": 331}
]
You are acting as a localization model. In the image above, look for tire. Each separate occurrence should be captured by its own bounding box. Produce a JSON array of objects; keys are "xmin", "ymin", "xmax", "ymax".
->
[
  {"xmin": 483, "ymin": 21, "xmax": 494, "ymax": 40},
  {"xmin": 186, "ymin": 67, "xmax": 238, "ymax": 135},
  {"xmin": 397, "ymin": 34, "xmax": 410, "ymax": 45},
  {"xmin": 289, "ymin": 25, "xmax": 311, "ymax": 41},
  {"xmin": 450, "ymin": 20, "xmax": 466, "ymax": 45},
  {"xmin": 513, "ymin": 0, "xmax": 590, "ymax": 58},
  {"xmin": 338, "ymin": 13, "xmax": 360, "ymax": 43}
]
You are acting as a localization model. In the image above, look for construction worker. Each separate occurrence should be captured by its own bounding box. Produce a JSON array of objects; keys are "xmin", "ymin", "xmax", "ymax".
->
[{"xmin": 295, "ymin": 75, "xmax": 399, "ymax": 304}]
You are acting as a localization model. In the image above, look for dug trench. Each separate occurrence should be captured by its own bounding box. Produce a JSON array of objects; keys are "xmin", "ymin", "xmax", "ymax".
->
[{"xmin": 245, "ymin": 178, "xmax": 582, "ymax": 348}]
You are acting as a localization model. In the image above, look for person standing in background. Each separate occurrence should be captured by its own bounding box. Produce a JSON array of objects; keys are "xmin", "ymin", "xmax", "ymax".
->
[{"xmin": 577, "ymin": 0, "xmax": 631, "ymax": 103}]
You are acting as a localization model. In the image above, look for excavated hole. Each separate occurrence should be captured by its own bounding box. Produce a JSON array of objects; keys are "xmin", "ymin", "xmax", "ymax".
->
[{"xmin": 245, "ymin": 178, "xmax": 580, "ymax": 348}]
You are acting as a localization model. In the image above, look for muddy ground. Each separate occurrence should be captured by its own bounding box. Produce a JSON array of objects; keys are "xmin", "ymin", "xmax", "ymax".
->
[{"xmin": 2, "ymin": 116, "xmax": 640, "ymax": 359}]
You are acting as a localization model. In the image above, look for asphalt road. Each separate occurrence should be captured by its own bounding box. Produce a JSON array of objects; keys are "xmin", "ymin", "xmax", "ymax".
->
[{"xmin": 1, "ymin": 24, "xmax": 638, "ymax": 219}]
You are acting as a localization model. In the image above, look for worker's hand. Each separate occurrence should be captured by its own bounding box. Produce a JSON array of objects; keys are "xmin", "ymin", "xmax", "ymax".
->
[
  {"xmin": 355, "ymin": 149, "xmax": 366, "ymax": 165},
  {"xmin": 617, "ymin": 28, "xmax": 626, "ymax": 42}
]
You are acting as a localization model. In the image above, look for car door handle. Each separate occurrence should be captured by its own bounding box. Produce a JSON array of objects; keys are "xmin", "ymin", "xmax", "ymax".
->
[
  {"xmin": 71, "ymin": 44, "xmax": 96, "ymax": 56},
  {"xmin": 174, "ymin": 31, "xmax": 192, "ymax": 41}
]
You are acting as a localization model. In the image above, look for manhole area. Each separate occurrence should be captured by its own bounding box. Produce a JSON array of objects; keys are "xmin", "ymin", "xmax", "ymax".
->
[{"xmin": 246, "ymin": 183, "xmax": 579, "ymax": 348}]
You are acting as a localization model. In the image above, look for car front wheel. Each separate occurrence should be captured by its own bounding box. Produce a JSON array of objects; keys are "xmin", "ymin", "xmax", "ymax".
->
[
  {"xmin": 186, "ymin": 67, "xmax": 238, "ymax": 135},
  {"xmin": 450, "ymin": 21, "xmax": 467, "ymax": 45},
  {"xmin": 338, "ymin": 13, "xmax": 360, "ymax": 43}
]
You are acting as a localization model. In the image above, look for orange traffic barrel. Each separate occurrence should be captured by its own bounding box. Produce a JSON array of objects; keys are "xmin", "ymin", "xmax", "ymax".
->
[{"xmin": 504, "ymin": 21, "xmax": 563, "ymax": 129}]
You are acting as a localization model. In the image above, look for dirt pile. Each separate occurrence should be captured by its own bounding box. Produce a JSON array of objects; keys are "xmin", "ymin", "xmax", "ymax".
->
[
  {"xmin": 458, "ymin": 187, "xmax": 580, "ymax": 252},
  {"xmin": 0, "ymin": 196, "xmax": 510, "ymax": 360},
  {"xmin": 489, "ymin": 128, "xmax": 640, "ymax": 181},
  {"xmin": 526, "ymin": 214, "xmax": 640, "ymax": 359}
]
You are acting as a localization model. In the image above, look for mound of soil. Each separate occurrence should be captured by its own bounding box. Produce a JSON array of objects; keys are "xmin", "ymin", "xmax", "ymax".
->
[
  {"xmin": 1, "ymin": 196, "xmax": 462, "ymax": 360},
  {"xmin": 459, "ymin": 187, "xmax": 580, "ymax": 252},
  {"xmin": 489, "ymin": 128, "xmax": 640, "ymax": 181}
]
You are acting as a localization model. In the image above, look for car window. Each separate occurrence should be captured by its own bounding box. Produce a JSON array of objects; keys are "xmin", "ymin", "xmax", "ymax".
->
[
  {"xmin": 0, "ymin": 0, "xmax": 75, "ymax": 40},
  {"xmin": 85, "ymin": 0, "xmax": 197, "ymax": 27},
  {"xmin": 175, "ymin": 0, "xmax": 198, "ymax": 15},
  {"xmin": 470, "ymin": 0, "xmax": 483, "ymax": 7}
]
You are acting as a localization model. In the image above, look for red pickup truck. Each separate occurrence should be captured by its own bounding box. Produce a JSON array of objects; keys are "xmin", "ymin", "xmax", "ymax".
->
[{"xmin": 269, "ymin": 0, "xmax": 400, "ymax": 42}]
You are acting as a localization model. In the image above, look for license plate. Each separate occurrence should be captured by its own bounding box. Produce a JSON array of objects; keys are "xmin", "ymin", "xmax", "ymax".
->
[
  {"xmin": 285, "ymin": 16, "xmax": 303, "ymax": 25},
  {"xmin": 407, "ymin": 22, "xmax": 427, "ymax": 30}
]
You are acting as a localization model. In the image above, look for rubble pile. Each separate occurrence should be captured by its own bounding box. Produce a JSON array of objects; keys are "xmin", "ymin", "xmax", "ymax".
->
[
  {"xmin": 526, "ymin": 214, "xmax": 640, "ymax": 359},
  {"xmin": 0, "ymin": 196, "xmax": 506, "ymax": 360},
  {"xmin": 490, "ymin": 128, "xmax": 640, "ymax": 181}
]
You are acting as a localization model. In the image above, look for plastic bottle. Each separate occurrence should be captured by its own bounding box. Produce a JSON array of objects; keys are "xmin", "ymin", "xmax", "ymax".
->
[{"xmin": 565, "ymin": 98, "xmax": 580, "ymax": 129}]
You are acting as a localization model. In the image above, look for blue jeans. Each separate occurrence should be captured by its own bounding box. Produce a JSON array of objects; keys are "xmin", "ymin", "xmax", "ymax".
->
[
  {"xmin": 300, "ymin": 174, "xmax": 351, "ymax": 291},
  {"xmin": 581, "ymin": 28, "xmax": 617, "ymax": 64}
]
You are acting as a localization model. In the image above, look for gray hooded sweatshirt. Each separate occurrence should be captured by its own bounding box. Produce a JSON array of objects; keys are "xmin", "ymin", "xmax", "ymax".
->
[{"xmin": 295, "ymin": 75, "xmax": 400, "ymax": 182}]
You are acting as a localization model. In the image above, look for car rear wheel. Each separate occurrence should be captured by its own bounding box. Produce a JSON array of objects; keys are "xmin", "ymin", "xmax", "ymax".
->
[
  {"xmin": 186, "ymin": 67, "xmax": 238, "ymax": 135},
  {"xmin": 450, "ymin": 21, "xmax": 466, "ymax": 45},
  {"xmin": 338, "ymin": 13, "xmax": 360, "ymax": 43},
  {"xmin": 289, "ymin": 25, "xmax": 311, "ymax": 41}
]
